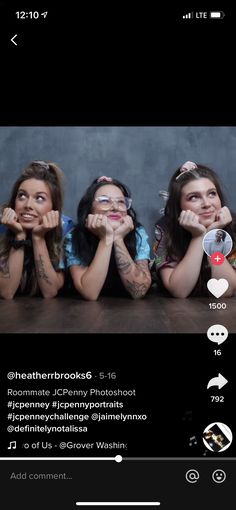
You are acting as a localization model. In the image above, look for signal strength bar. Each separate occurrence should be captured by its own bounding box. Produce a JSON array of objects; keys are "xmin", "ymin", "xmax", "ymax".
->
[{"xmin": 183, "ymin": 12, "xmax": 193, "ymax": 19}]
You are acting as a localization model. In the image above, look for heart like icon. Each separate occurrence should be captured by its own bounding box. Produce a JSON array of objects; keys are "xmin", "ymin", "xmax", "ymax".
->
[{"xmin": 207, "ymin": 278, "xmax": 229, "ymax": 298}]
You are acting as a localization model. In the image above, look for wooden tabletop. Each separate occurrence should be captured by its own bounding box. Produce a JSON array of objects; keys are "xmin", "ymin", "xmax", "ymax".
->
[{"xmin": 0, "ymin": 288, "xmax": 235, "ymax": 334}]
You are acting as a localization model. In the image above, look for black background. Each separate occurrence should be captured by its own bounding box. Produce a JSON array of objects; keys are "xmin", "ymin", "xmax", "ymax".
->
[
  {"xmin": 0, "ymin": 334, "xmax": 234, "ymax": 457},
  {"xmin": 0, "ymin": 4, "xmax": 235, "ymax": 125}
]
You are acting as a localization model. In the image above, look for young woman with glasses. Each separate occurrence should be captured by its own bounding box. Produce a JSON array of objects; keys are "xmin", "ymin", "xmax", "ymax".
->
[
  {"xmin": 0, "ymin": 161, "xmax": 66, "ymax": 299},
  {"xmin": 64, "ymin": 176, "xmax": 151, "ymax": 300}
]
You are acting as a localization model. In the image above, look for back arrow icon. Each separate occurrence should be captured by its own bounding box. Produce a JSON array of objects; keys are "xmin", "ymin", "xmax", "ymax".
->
[
  {"xmin": 207, "ymin": 373, "xmax": 228, "ymax": 389},
  {"xmin": 11, "ymin": 34, "xmax": 18, "ymax": 46}
]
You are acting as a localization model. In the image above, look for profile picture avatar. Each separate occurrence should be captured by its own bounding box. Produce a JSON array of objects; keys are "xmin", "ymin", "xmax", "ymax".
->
[
  {"xmin": 203, "ymin": 422, "xmax": 233, "ymax": 452},
  {"xmin": 203, "ymin": 229, "xmax": 233, "ymax": 258}
]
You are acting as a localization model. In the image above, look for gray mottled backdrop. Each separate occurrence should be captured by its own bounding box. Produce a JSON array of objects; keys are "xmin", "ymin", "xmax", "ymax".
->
[{"xmin": 0, "ymin": 127, "xmax": 235, "ymax": 248}]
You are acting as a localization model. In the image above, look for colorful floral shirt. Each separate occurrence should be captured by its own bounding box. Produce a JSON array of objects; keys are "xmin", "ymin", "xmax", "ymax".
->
[{"xmin": 153, "ymin": 224, "xmax": 236, "ymax": 272}]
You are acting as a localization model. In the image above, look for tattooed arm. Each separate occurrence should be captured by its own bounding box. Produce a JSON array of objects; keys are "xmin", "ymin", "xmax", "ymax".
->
[
  {"xmin": 113, "ymin": 218, "xmax": 151, "ymax": 299},
  {"xmin": 32, "ymin": 211, "xmax": 64, "ymax": 298},
  {"xmin": 32, "ymin": 237, "xmax": 64, "ymax": 298},
  {"xmin": 0, "ymin": 234, "xmax": 25, "ymax": 299},
  {"xmin": 114, "ymin": 240, "xmax": 151, "ymax": 298},
  {"xmin": 0, "ymin": 208, "xmax": 26, "ymax": 299}
]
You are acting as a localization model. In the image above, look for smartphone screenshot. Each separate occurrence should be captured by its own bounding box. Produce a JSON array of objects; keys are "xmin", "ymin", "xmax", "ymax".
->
[{"xmin": 0, "ymin": 5, "xmax": 235, "ymax": 509}]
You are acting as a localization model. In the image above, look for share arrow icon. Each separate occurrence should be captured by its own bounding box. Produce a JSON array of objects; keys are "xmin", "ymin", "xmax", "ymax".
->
[{"xmin": 207, "ymin": 373, "xmax": 228, "ymax": 389}]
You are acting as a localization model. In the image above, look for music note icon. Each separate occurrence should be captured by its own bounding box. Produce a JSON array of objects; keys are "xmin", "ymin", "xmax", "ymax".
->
[
  {"xmin": 8, "ymin": 441, "xmax": 16, "ymax": 449},
  {"xmin": 189, "ymin": 435, "xmax": 197, "ymax": 446}
]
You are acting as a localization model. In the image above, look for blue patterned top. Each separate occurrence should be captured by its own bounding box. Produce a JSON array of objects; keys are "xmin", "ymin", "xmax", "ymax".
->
[{"xmin": 62, "ymin": 226, "xmax": 150, "ymax": 268}]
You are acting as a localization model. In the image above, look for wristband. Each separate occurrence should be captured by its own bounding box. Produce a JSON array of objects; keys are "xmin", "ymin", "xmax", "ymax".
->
[{"xmin": 10, "ymin": 239, "xmax": 32, "ymax": 249}]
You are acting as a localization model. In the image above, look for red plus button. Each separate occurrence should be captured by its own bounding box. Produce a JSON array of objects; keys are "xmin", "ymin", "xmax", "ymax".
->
[{"xmin": 210, "ymin": 251, "xmax": 225, "ymax": 265}]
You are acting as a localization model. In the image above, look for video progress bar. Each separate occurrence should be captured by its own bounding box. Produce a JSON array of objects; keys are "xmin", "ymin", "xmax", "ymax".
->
[
  {"xmin": 1, "ymin": 456, "xmax": 235, "ymax": 461},
  {"xmin": 0, "ymin": 456, "xmax": 122, "ymax": 461},
  {"xmin": 76, "ymin": 503, "xmax": 161, "ymax": 507}
]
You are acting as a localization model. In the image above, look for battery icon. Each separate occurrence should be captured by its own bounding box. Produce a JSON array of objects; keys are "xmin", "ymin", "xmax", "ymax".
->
[{"xmin": 210, "ymin": 11, "xmax": 225, "ymax": 19}]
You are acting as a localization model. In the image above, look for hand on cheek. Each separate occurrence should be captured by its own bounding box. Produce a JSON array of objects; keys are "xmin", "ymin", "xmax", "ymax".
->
[
  {"xmin": 179, "ymin": 210, "xmax": 206, "ymax": 237},
  {"xmin": 207, "ymin": 206, "xmax": 232, "ymax": 231},
  {"xmin": 114, "ymin": 216, "xmax": 134, "ymax": 239}
]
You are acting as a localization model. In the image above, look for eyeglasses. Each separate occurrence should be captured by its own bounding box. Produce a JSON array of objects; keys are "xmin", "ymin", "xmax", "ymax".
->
[{"xmin": 94, "ymin": 195, "xmax": 132, "ymax": 211}]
